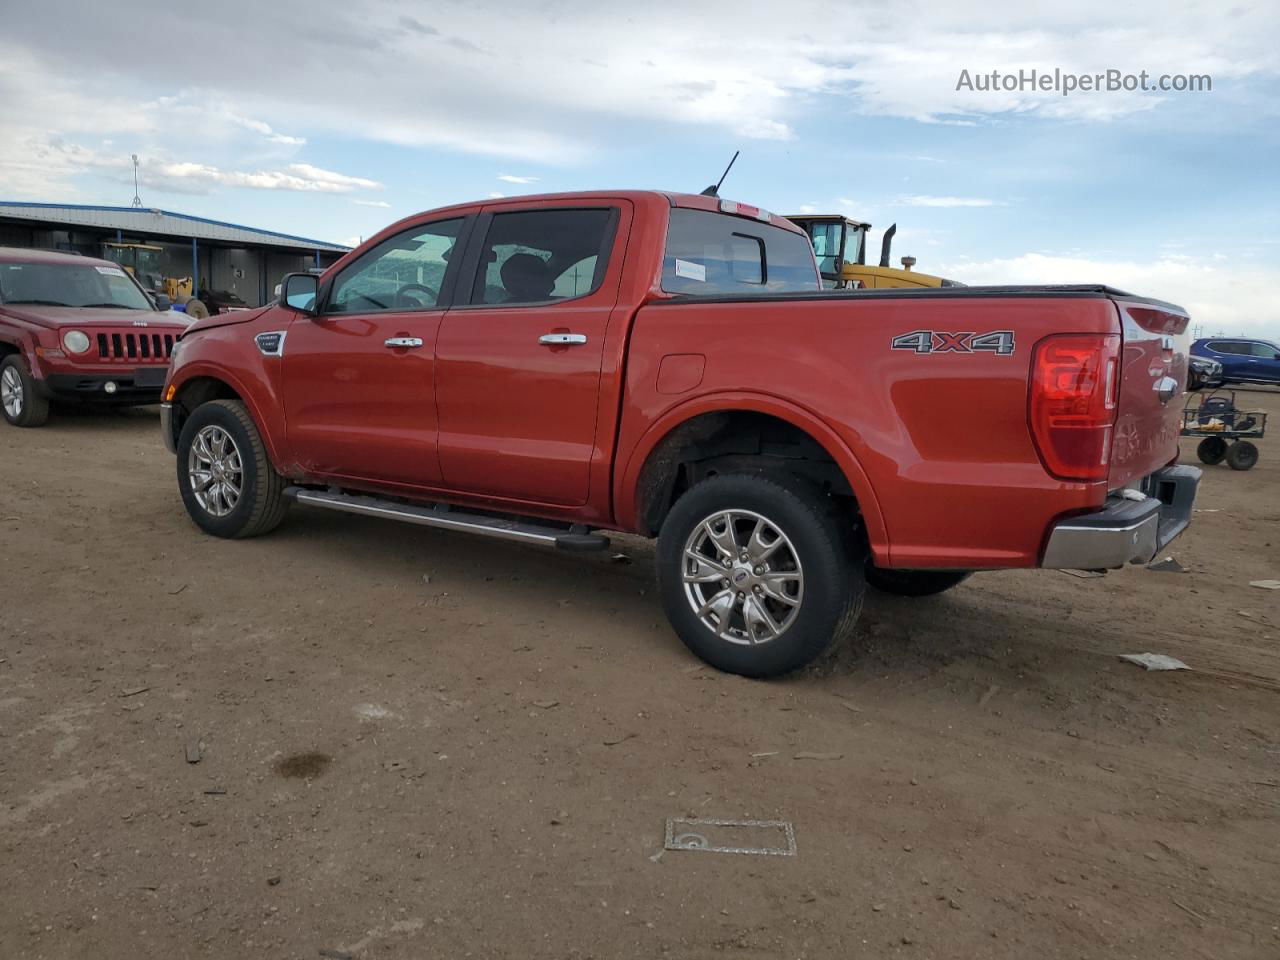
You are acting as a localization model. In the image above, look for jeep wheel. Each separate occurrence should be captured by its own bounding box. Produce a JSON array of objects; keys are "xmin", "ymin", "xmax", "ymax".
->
[
  {"xmin": 865, "ymin": 565, "xmax": 971, "ymax": 597},
  {"xmin": 1, "ymin": 356, "xmax": 50, "ymax": 428},
  {"xmin": 656, "ymin": 474, "xmax": 864, "ymax": 678},
  {"xmin": 176, "ymin": 399, "xmax": 288, "ymax": 538}
]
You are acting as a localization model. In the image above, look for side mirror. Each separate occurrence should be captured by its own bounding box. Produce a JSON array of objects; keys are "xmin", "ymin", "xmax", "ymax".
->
[{"xmin": 279, "ymin": 273, "xmax": 319, "ymax": 315}]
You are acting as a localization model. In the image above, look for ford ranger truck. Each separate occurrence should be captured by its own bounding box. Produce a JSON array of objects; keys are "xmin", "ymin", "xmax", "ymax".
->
[
  {"xmin": 159, "ymin": 191, "xmax": 1200, "ymax": 678},
  {"xmin": 1, "ymin": 247, "xmax": 188, "ymax": 427}
]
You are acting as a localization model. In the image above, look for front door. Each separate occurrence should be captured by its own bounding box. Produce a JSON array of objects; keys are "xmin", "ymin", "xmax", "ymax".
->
[
  {"xmin": 434, "ymin": 203, "xmax": 628, "ymax": 506},
  {"xmin": 281, "ymin": 217, "xmax": 468, "ymax": 487}
]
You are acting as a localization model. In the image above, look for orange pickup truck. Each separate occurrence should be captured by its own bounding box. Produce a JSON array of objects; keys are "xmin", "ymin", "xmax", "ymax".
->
[{"xmin": 160, "ymin": 190, "xmax": 1200, "ymax": 676}]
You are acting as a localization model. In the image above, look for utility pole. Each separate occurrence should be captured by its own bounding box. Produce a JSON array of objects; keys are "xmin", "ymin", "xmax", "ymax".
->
[{"xmin": 131, "ymin": 155, "xmax": 142, "ymax": 208}]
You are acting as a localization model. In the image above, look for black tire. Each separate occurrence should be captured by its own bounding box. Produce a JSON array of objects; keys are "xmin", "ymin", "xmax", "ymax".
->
[
  {"xmin": 1197, "ymin": 436, "xmax": 1228, "ymax": 465},
  {"xmin": 656, "ymin": 474, "xmax": 864, "ymax": 678},
  {"xmin": 1226, "ymin": 440, "xmax": 1259, "ymax": 471},
  {"xmin": 865, "ymin": 565, "xmax": 971, "ymax": 597},
  {"xmin": 176, "ymin": 399, "xmax": 288, "ymax": 538},
  {"xmin": 0, "ymin": 355, "xmax": 51, "ymax": 427}
]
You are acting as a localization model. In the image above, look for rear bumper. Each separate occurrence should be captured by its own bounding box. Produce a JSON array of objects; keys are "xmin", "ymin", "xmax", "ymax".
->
[{"xmin": 1041, "ymin": 465, "xmax": 1201, "ymax": 569}]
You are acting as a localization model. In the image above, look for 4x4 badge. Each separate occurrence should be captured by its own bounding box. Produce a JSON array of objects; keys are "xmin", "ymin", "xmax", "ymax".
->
[{"xmin": 891, "ymin": 330, "xmax": 1015, "ymax": 355}]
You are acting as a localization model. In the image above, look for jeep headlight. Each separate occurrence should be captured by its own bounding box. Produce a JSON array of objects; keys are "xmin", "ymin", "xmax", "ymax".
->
[{"xmin": 62, "ymin": 330, "xmax": 92, "ymax": 354}]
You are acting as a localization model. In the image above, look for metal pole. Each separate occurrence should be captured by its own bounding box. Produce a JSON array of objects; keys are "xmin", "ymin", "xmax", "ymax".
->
[{"xmin": 192, "ymin": 238, "xmax": 199, "ymax": 297}]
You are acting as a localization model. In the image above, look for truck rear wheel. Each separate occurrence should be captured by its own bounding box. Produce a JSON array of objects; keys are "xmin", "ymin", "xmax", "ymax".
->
[
  {"xmin": 656, "ymin": 474, "xmax": 864, "ymax": 678},
  {"xmin": 1, "ymin": 356, "xmax": 50, "ymax": 428},
  {"xmin": 865, "ymin": 566, "xmax": 971, "ymax": 597},
  {"xmin": 176, "ymin": 399, "xmax": 288, "ymax": 538}
]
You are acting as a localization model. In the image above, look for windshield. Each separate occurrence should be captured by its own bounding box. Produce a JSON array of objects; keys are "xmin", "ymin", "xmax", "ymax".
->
[{"xmin": 0, "ymin": 261, "xmax": 153, "ymax": 310}]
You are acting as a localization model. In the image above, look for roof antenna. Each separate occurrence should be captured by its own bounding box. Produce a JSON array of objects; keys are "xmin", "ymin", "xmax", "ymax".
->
[{"xmin": 700, "ymin": 150, "xmax": 740, "ymax": 197}]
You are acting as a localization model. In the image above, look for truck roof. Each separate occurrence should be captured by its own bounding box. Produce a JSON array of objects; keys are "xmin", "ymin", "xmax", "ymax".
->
[
  {"xmin": 0, "ymin": 246, "xmax": 119, "ymax": 268},
  {"xmin": 385, "ymin": 190, "xmax": 808, "ymax": 237}
]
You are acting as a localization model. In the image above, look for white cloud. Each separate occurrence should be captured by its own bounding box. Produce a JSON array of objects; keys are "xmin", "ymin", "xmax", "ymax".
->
[
  {"xmin": 939, "ymin": 252, "xmax": 1280, "ymax": 340},
  {"xmin": 899, "ymin": 195, "xmax": 1002, "ymax": 208},
  {"xmin": 141, "ymin": 161, "xmax": 380, "ymax": 194},
  {"xmin": 2, "ymin": 0, "xmax": 1277, "ymax": 183},
  {"xmin": 353, "ymin": 199, "xmax": 391, "ymax": 208},
  {"xmin": 497, "ymin": 174, "xmax": 539, "ymax": 184}
]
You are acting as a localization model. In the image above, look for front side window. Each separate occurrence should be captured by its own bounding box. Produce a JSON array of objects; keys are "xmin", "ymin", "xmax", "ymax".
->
[
  {"xmin": 1208, "ymin": 341, "xmax": 1240, "ymax": 354},
  {"xmin": 663, "ymin": 208, "xmax": 820, "ymax": 296},
  {"xmin": 0, "ymin": 262, "xmax": 153, "ymax": 310},
  {"xmin": 327, "ymin": 219, "xmax": 463, "ymax": 314},
  {"xmin": 472, "ymin": 209, "xmax": 615, "ymax": 305}
]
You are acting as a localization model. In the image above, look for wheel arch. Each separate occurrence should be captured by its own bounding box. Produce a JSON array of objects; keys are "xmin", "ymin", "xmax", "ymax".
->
[
  {"xmin": 618, "ymin": 394, "xmax": 887, "ymax": 560},
  {"xmin": 168, "ymin": 365, "xmax": 283, "ymax": 467}
]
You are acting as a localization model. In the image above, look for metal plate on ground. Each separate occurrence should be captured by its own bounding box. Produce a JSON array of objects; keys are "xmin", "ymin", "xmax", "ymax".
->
[{"xmin": 664, "ymin": 817, "xmax": 796, "ymax": 856}]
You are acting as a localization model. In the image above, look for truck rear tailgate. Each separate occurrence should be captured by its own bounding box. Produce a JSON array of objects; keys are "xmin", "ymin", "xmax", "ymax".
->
[{"xmin": 1108, "ymin": 298, "xmax": 1190, "ymax": 489}]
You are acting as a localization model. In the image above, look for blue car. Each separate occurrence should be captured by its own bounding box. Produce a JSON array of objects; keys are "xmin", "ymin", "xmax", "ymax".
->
[{"xmin": 1192, "ymin": 337, "xmax": 1280, "ymax": 385}]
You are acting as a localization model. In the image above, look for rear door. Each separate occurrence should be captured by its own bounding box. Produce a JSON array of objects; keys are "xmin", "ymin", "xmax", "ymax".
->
[
  {"xmin": 281, "ymin": 216, "xmax": 469, "ymax": 486},
  {"xmin": 433, "ymin": 202, "xmax": 628, "ymax": 506},
  {"xmin": 1245, "ymin": 340, "xmax": 1280, "ymax": 382}
]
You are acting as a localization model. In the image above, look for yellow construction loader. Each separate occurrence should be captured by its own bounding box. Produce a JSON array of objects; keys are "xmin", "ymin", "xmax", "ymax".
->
[
  {"xmin": 784, "ymin": 215, "xmax": 961, "ymax": 289},
  {"xmin": 101, "ymin": 242, "xmax": 203, "ymax": 314}
]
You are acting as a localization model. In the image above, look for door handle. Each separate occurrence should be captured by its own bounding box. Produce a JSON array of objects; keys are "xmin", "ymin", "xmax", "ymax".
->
[
  {"xmin": 539, "ymin": 333, "xmax": 587, "ymax": 346},
  {"xmin": 384, "ymin": 337, "xmax": 424, "ymax": 349}
]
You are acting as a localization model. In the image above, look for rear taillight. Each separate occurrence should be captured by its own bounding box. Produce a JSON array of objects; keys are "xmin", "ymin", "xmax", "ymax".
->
[{"xmin": 1029, "ymin": 333, "xmax": 1121, "ymax": 482}]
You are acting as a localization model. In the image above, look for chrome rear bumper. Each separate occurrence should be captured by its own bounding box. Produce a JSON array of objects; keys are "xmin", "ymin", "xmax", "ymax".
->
[{"xmin": 1041, "ymin": 465, "xmax": 1201, "ymax": 569}]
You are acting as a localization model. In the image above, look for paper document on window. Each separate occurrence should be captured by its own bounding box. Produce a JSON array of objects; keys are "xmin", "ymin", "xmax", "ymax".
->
[{"xmin": 674, "ymin": 259, "xmax": 706, "ymax": 282}]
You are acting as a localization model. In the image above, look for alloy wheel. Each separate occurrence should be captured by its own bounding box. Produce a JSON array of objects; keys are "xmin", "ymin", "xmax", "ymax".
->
[
  {"xmin": 1, "ymin": 366, "xmax": 23, "ymax": 419},
  {"xmin": 681, "ymin": 509, "xmax": 804, "ymax": 645},
  {"xmin": 188, "ymin": 425, "xmax": 244, "ymax": 517}
]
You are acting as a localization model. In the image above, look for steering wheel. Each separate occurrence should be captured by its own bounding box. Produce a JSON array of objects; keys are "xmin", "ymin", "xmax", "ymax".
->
[{"xmin": 395, "ymin": 283, "xmax": 438, "ymax": 308}]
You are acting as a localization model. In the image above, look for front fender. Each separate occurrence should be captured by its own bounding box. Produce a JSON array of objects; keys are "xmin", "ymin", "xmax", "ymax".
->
[
  {"xmin": 167, "ymin": 345, "xmax": 286, "ymax": 469},
  {"xmin": 614, "ymin": 391, "xmax": 889, "ymax": 563}
]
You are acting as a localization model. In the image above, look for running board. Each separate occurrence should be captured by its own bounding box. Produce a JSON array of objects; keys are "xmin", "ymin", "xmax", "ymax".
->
[{"xmin": 284, "ymin": 487, "xmax": 610, "ymax": 552}]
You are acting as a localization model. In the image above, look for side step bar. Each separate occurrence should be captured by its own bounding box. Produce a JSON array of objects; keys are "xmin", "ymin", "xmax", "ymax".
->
[{"xmin": 284, "ymin": 487, "xmax": 610, "ymax": 552}]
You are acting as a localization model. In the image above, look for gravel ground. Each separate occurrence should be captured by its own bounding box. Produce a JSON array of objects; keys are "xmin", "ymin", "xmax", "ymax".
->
[{"xmin": 2, "ymin": 389, "xmax": 1278, "ymax": 959}]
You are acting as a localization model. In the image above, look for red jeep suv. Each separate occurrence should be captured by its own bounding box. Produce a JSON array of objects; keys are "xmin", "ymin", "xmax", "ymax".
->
[{"xmin": 0, "ymin": 247, "xmax": 189, "ymax": 427}]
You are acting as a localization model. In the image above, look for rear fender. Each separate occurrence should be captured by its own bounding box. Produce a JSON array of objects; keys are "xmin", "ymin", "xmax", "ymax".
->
[{"xmin": 615, "ymin": 392, "xmax": 888, "ymax": 562}]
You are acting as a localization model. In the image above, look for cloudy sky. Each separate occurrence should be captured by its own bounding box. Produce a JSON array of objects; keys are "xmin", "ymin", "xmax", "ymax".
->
[{"xmin": 2, "ymin": 0, "xmax": 1278, "ymax": 337}]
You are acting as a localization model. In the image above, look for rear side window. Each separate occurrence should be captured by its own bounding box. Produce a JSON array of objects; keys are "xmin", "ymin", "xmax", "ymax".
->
[
  {"xmin": 471, "ymin": 208, "xmax": 616, "ymax": 305},
  {"xmin": 662, "ymin": 208, "xmax": 819, "ymax": 296}
]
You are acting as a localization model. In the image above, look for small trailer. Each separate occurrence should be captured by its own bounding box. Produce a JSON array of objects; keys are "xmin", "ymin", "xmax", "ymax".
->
[{"xmin": 1183, "ymin": 391, "xmax": 1267, "ymax": 470}]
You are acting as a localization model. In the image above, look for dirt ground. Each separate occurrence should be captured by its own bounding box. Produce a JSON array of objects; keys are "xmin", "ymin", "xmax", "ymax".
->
[{"xmin": 2, "ymin": 389, "xmax": 1279, "ymax": 960}]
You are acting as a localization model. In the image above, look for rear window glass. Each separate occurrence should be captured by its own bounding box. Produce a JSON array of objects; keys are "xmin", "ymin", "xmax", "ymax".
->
[{"xmin": 662, "ymin": 208, "xmax": 819, "ymax": 296}]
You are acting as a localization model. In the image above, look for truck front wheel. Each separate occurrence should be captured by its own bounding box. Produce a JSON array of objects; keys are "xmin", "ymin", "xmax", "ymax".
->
[
  {"xmin": 176, "ymin": 399, "xmax": 288, "ymax": 539},
  {"xmin": 656, "ymin": 474, "xmax": 865, "ymax": 678},
  {"xmin": 864, "ymin": 566, "xmax": 971, "ymax": 597}
]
